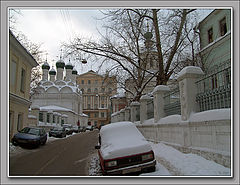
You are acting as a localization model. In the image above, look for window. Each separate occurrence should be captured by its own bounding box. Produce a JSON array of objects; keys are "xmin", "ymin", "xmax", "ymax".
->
[
  {"xmin": 53, "ymin": 115, "xmax": 55, "ymax": 123},
  {"xmin": 88, "ymin": 113, "xmax": 90, "ymax": 117},
  {"xmin": 101, "ymin": 87, "xmax": 105, "ymax": 92},
  {"xmin": 211, "ymin": 74, "xmax": 218, "ymax": 89},
  {"xmin": 95, "ymin": 80, "xmax": 98, "ymax": 84},
  {"xmin": 10, "ymin": 60, "xmax": 17, "ymax": 87},
  {"xmin": 87, "ymin": 96, "xmax": 91, "ymax": 101},
  {"xmin": 88, "ymin": 80, "xmax": 91, "ymax": 84},
  {"xmin": 101, "ymin": 96, "xmax": 105, "ymax": 101},
  {"xmin": 39, "ymin": 112, "xmax": 43, "ymax": 122},
  {"xmin": 88, "ymin": 104, "xmax": 91, "ymax": 109},
  {"xmin": 17, "ymin": 113, "xmax": 23, "ymax": 131},
  {"xmin": 20, "ymin": 68, "xmax": 26, "ymax": 93},
  {"xmin": 101, "ymin": 104, "xmax": 104, "ymax": 108},
  {"xmin": 94, "ymin": 121, "xmax": 97, "ymax": 126},
  {"xmin": 94, "ymin": 88, "xmax": 98, "ymax": 93},
  {"xmin": 101, "ymin": 112, "xmax": 105, "ymax": 118},
  {"xmin": 47, "ymin": 113, "xmax": 50, "ymax": 123},
  {"xmin": 82, "ymin": 80, "xmax": 84, "ymax": 84},
  {"xmin": 219, "ymin": 17, "xmax": 227, "ymax": 36},
  {"xmin": 208, "ymin": 27, "xmax": 213, "ymax": 43},
  {"xmin": 87, "ymin": 88, "xmax": 91, "ymax": 93},
  {"xmin": 94, "ymin": 113, "xmax": 98, "ymax": 118},
  {"xmin": 94, "ymin": 104, "xmax": 98, "ymax": 109}
]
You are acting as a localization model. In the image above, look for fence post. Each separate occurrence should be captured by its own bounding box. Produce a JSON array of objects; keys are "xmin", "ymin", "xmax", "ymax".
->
[
  {"xmin": 177, "ymin": 66, "xmax": 204, "ymax": 121},
  {"xmin": 140, "ymin": 94, "xmax": 152, "ymax": 124},
  {"xmin": 153, "ymin": 85, "xmax": 170, "ymax": 123},
  {"xmin": 125, "ymin": 107, "xmax": 131, "ymax": 121},
  {"xmin": 130, "ymin": 101, "xmax": 140, "ymax": 123}
]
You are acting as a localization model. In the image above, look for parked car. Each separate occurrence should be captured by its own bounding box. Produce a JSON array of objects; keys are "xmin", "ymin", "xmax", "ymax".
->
[
  {"xmin": 62, "ymin": 124, "xmax": 73, "ymax": 135},
  {"xmin": 86, "ymin": 125, "xmax": 93, "ymax": 131},
  {"xmin": 11, "ymin": 127, "xmax": 47, "ymax": 148},
  {"xmin": 72, "ymin": 125, "xmax": 80, "ymax": 133},
  {"xmin": 49, "ymin": 127, "xmax": 66, "ymax": 138},
  {"xmin": 95, "ymin": 121, "xmax": 156, "ymax": 175},
  {"xmin": 79, "ymin": 126, "xmax": 86, "ymax": 132}
]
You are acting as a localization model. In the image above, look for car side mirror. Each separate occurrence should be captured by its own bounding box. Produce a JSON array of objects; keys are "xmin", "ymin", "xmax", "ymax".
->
[{"xmin": 95, "ymin": 145, "xmax": 100, "ymax": 149}]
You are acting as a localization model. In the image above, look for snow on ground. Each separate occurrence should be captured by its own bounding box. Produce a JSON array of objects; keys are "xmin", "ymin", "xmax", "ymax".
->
[
  {"xmin": 150, "ymin": 142, "xmax": 231, "ymax": 176},
  {"xmin": 140, "ymin": 162, "xmax": 171, "ymax": 176},
  {"xmin": 88, "ymin": 153, "xmax": 102, "ymax": 176}
]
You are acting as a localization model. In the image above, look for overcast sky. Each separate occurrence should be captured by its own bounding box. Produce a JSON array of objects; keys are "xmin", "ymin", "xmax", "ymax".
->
[{"xmin": 10, "ymin": 8, "xmax": 213, "ymax": 75}]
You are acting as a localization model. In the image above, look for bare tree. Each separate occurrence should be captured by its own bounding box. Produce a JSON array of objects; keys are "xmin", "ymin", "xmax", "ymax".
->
[
  {"xmin": 64, "ymin": 9, "xmax": 198, "ymax": 101},
  {"xmin": 9, "ymin": 9, "xmax": 45, "ymax": 95}
]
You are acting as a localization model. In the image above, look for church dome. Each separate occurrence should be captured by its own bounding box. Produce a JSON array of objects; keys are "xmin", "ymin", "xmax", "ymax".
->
[
  {"xmin": 72, "ymin": 67, "xmax": 78, "ymax": 75},
  {"xmin": 49, "ymin": 67, "xmax": 56, "ymax": 75},
  {"xmin": 42, "ymin": 61, "xmax": 50, "ymax": 70},
  {"xmin": 65, "ymin": 60, "xmax": 73, "ymax": 69},
  {"xmin": 56, "ymin": 59, "xmax": 65, "ymax": 69}
]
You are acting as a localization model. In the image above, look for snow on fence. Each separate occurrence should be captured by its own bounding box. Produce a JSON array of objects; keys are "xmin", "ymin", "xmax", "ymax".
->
[{"xmin": 111, "ymin": 65, "xmax": 231, "ymax": 167}]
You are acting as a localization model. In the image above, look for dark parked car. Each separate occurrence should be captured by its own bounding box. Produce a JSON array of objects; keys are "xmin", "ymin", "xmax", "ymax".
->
[
  {"xmin": 95, "ymin": 121, "xmax": 156, "ymax": 175},
  {"xmin": 62, "ymin": 124, "xmax": 73, "ymax": 135},
  {"xmin": 49, "ymin": 127, "xmax": 66, "ymax": 138},
  {"xmin": 72, "ymin": 125, "xmax": 80, "ymax": 133},
  {"xmin": 86, "ymin": 125, "xmax": 93, "ymax": 131},
  {"xmin": 79, "ymin": 126, "xmax": 86, "ymax": 132},
  {"xmin": 11, "ymin": 127, "xmax": 47, "ymax": 148}
]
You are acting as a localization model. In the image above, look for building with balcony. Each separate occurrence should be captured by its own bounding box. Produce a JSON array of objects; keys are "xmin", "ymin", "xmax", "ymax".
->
[{"xmin": 76, "ymin": 70, "xmax": 117, "ymax": 128}]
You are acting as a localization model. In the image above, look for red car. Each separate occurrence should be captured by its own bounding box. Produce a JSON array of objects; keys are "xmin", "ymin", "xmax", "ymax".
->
[{"xmin": 95, "ymin": 121, "xmax": 156, "ymax": 175}]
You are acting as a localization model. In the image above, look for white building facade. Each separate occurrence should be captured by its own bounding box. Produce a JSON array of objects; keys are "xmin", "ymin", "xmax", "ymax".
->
[{"xmin": 30, "ymin": 58, "xmax": 88, "ymax": 127}]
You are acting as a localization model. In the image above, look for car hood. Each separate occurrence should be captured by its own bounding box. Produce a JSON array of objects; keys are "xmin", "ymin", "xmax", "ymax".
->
[
  {"xmin": 14, "ymin": 133, "xmax": 39, "ymax": 140},
  {"xmin": 100, "ymin": 122, "xmax": 152, "ymax": 159}
]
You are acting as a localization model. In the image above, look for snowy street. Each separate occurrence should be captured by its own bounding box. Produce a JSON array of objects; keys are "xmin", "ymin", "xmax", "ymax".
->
[{"xmin": 9, "ymin": 130, "xmax": 230, "ymax": 176}]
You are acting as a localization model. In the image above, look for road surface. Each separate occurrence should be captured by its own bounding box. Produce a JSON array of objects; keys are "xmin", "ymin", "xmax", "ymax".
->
[{"xmin": 9, "ymin": 130, "xmax": 99, "ymax": 176}]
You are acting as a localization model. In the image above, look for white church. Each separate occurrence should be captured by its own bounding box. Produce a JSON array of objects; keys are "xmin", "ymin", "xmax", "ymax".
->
[{"xmin": 29, "ymin": 57, "xmax": 88, "ymax": 128}]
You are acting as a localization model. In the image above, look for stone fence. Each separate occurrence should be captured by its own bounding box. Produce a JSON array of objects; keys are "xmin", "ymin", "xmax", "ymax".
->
[{"xmin": 111, "ymin": 66, "xmax": 231, "ymax": 167}]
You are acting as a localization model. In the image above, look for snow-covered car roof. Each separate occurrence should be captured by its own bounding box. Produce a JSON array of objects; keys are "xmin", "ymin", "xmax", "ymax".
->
[{"xmin": 100, "ymin": 121, "xmax": 152, "ymax": 160}]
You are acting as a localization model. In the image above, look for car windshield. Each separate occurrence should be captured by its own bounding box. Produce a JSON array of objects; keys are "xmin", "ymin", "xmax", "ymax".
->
[
  {"xmin": 52, "ymin": 127, "xmax": 63, "ymax": 131},
  {"xmin": 20, "ymin": 127, "xmax": 40, "ymax": 136}
]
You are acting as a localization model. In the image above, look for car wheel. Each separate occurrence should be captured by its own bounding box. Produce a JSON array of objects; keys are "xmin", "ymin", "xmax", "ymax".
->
[{"xmin": 12, "ymin": 140, "xmax": 18, "ymax": 146}]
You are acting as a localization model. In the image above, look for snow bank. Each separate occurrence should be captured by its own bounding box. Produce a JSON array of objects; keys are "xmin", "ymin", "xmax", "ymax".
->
[
  {"xmin": 100, "ymin": 122, "xmax": 152, "ymax": 159},
  {"xmin": 150, "ymin": 142, "xmax": 230, "ymax": 176},
  {"xmin": 189, "ymin": 108, "xmax": 230, "ymax": 122},
  {"xmin": 157, "ymin": 115, "xmax": 181, "ymax": 124}
]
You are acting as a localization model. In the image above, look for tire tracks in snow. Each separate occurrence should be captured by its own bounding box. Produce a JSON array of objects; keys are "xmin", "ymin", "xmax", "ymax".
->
[{"xmin": 155, "ymin": 156, "xmax": 184, "ymax": 176}]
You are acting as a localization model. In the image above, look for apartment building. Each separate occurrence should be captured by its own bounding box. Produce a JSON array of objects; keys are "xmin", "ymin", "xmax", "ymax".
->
[{"xmin": 76, "ymin": 70, "xmax": 117, "ymax": 128}]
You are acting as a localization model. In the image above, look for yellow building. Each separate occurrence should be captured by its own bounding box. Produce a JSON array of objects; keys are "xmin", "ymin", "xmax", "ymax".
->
[
  {"xmin": 76, "ymin": 70, "xmax": 117, "ymax": 128},
  {"xmin": 9, "ymin": 30, "xmax": 38, "ymax": 139}
]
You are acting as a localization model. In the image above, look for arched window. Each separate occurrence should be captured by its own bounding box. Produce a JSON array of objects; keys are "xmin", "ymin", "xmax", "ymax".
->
[
  {"xmin": 87, "ymin": 88, "xmax": 91, "ymax": 93},
  {"xmin": 94, "ymin": 88, "xmax": 98, "ymax": 93}
]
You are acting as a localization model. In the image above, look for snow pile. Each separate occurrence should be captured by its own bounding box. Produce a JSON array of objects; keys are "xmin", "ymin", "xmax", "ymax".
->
[
  {"xmin": 189, "ymin": 108, "xmax": 231, "ymax": 122},
  {"xmin": 143, "ymin": 118, "xmax": 155, "ymax": 125},
  {"xmin": 100, "ymin": 122, "xmax": 152, "ymax": 159},
  {"xmin": 150, "ymin": 142, "xmax": 231, "ymax": 176},
  {"xmin": 88, "ymin": 154, "xmax": 102, "ymax": 176},
  {"xmin": 157, "ymin": 115, "xmax": 181, "ymax": 124}
]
